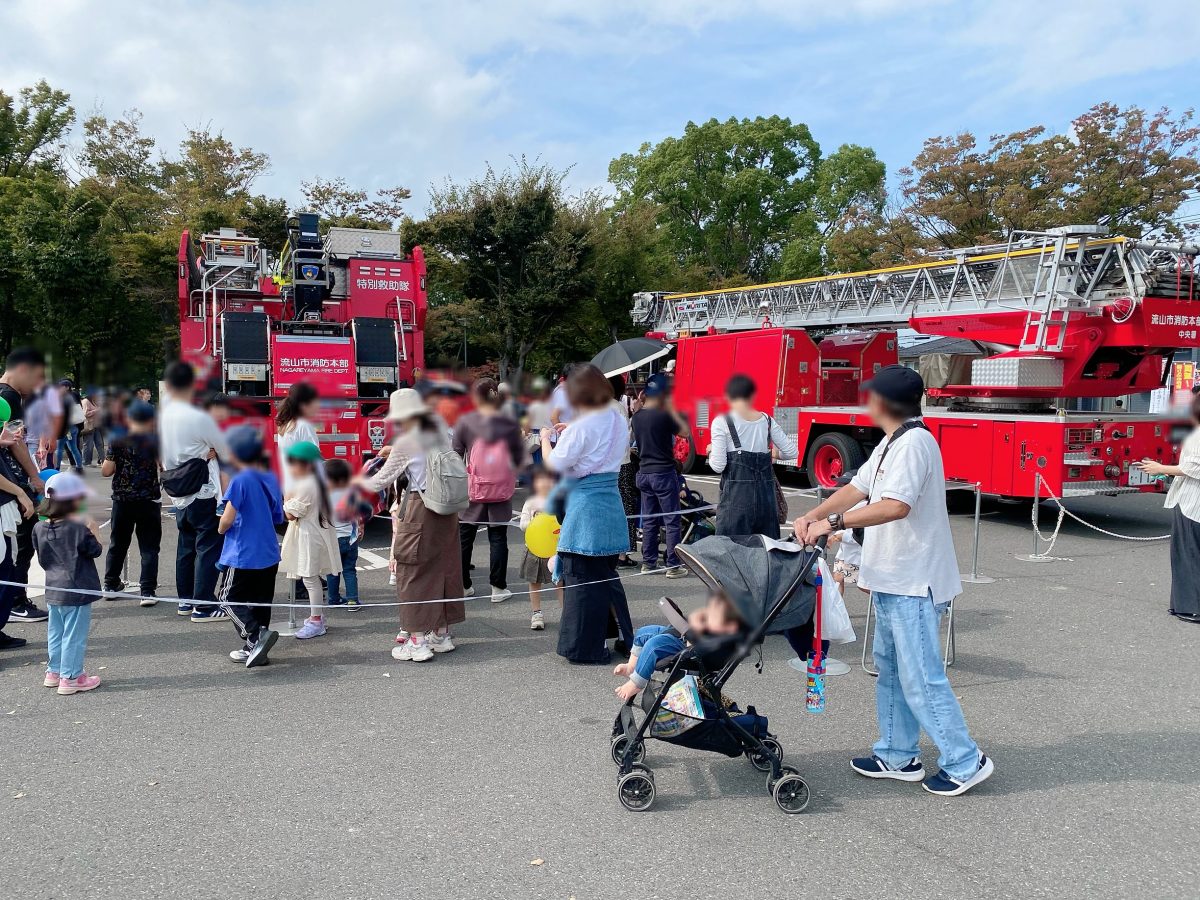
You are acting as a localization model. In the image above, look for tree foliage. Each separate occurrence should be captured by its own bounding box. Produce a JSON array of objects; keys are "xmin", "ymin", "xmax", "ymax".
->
[
  {"xmin": 610, "ymin": 116, "xmax": 885, "ymax": 282},
  {"xmin": 1, "ymin": 79, "xmax": 1199, "ymax": 387},
  {"xmin": 411, "ymin": 160, "xmax": 600, "ymax": 384}
]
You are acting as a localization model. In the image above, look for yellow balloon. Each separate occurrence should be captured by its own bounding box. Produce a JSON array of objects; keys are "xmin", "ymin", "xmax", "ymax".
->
[{"xmin": 525, "ymin": 513, "xmax": 561, "ymax": 559}]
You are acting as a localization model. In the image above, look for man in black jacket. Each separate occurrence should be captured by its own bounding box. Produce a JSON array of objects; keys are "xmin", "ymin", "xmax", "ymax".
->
[{"xmin": 0, "ymin": 347, "xmax": 50, "ymax": 628}]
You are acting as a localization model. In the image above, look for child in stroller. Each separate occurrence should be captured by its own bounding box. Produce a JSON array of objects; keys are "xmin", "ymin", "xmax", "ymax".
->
[
  {"xmin": 612, "ymin": 591, "xmax": 743, "ymax": 702},
  {"xmin": 610, "ymin": 533, "xmax": 824, "ymax": 814}
]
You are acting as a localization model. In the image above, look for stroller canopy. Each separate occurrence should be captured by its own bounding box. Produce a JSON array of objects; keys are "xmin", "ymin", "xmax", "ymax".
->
[{"xmin": 675, "ymin": 535, "xmax": 816, "ymax": 634}]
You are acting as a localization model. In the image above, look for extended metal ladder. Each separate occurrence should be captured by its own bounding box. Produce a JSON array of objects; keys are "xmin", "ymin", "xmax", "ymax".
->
[{"xmin": 631, "ymin": 226, "xmax": 1172, "ymax": 348}]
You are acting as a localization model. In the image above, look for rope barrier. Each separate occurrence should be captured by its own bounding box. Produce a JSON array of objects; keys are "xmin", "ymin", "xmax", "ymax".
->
[
  {"xmin": 0, "ymin": 564, "xmax": 680, "ymax": 611},
  {"xmin": 1030, "ymin": 478, "xmax": 1170, "ymax": 560},
  {"xmin": 441, "ymin": 503, "xmax": 720, "ymax": 528}
]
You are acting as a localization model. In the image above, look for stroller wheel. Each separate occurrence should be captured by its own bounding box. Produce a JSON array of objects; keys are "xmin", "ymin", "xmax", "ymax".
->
[
  {"xmin": 618, "ymin": 771, "xmax": 656, "ymax": 812},
  {"xmin": 747, "ymin": 738, "xmax": 784, "ymax": 772},
  {"xmin": 610, "ymin": 735, "xmax": 646, "ymax": 767},
  {"xmin": 773, "ymin": 774, "xmax": 811, "ymax": 814},
  {"xmin": 766, "ymin": 765, "xmax": 800, "ymax": 793}
]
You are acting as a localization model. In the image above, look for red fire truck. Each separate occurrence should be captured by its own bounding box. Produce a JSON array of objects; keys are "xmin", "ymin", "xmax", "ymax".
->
[
  {"xmin": 634, "ymin": 225, "xmax": 1200, "ymax": 499},
  {"xmin": 177, "ymin": 213, "xmax": 426, "ymax": 464}
]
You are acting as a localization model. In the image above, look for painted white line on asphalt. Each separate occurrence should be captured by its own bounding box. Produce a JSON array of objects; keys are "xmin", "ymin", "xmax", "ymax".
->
[{"xmin": 356, "ymin": 547, "xmax": 389, "ymax": 572}]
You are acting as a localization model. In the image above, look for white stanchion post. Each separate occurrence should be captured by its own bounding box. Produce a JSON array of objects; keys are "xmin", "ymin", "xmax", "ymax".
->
[
  {"xmin": 1019, "ymin": 472, "xmax": 1055, "ymax": 563},
  {"xmin": 276, "ymin": 578, "xmax": 299, "ymax": 637},
  {"xmin": 960, "ymin": 482, "xmax": 994, "ymax": 585}
]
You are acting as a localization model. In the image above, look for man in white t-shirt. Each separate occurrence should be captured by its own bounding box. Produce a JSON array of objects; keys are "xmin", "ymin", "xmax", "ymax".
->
[
  {"xmin": 159, "ymin": 361, "xmax": 230, "ymax": 621},
  {"xmin": 796, "ymin": 365, "xmax": 992, "ymax": 798}
]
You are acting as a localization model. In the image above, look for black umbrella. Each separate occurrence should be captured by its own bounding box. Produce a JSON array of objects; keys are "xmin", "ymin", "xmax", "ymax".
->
[{"xmin": 590, "ymin": 337, "xmax": 671, "ymax": 378}]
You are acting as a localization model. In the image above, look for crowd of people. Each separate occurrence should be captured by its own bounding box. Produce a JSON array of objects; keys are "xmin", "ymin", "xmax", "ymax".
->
[{"xmin": 0, "ymin": 348, "xmax": 1006, "ymax": 797}]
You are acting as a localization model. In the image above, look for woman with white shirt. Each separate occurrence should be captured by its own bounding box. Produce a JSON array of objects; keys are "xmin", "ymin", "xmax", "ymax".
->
[
  {"xmin": 542, "ymin": 364, "xmax": 634, "ymax": 664},
  {"xmin": 1134, "ymin": 397, "xmax": 1200, "ymax": 624},
  {"xmin": 708, "ymin": 374, "xmax": 798, "ymax": 538},
  {"xmin": 361, "ymin": 389, "xmax": 466, "ymax": 661},
  {"xmin": 275, "ymin": 382, "xmax": 321, "ymax": 494}
]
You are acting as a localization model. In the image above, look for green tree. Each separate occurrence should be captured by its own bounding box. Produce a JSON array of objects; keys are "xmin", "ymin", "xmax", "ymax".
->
[
  {"xmin": 611, "ymin": 117, "xmax": 885, "ymax": 283},
  {"xmin": 0, "ymin": 80, "xmax": 74, "ymax": 178},
  {"xmin": 893, "ymin": 103, "xmax": 1200, "ymax": 252},
  {"xmin": 410, "ymin": 160, "xmax": 598, "ymax": 384},
  {"xmin": 301, "ymin": 177, "xmax": 411, "ymax": 230}
]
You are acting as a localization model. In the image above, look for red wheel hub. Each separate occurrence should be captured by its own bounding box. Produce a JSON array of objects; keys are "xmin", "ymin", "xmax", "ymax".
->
[{"xmin": 813, "ymin": 444, "xmax": 844, "ymax": 487}]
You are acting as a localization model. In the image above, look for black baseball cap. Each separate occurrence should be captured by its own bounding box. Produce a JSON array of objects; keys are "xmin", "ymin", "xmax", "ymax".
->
[{"xmin": 863, "ymin": 365, "xmax": 924, "ymax": 405}]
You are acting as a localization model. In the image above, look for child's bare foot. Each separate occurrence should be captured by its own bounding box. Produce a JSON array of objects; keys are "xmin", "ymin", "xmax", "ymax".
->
[
  {"xmin": 613, "ymin": 660, "xmax": 634, "ymax": 677},
  {"xmin": 615, "ymin": 680, "xmax": 640, "ymax": 702}
]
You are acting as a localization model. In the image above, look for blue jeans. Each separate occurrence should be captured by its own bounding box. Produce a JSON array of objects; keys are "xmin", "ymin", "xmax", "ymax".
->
[
  {"xmin": 326, "ymin": 535, "xmax": 359, "ymax": 603},
  {"xmin": 636, "ymin": 470, "xmax": 681, "ymax": 568},
  {"xmin": 629, "ymin": 624, "xmax": 685, "ymax": 687},
  {"xmin": 56, "ymin": 425, "xmax": 82, "ymax": 469},
  {"xmin": 47, "ymin": 604, "xmax": 93, "ymax": 679},
  {"xmin": 871, "ymin": 591, "xmax": 980, "ymax": 781}
]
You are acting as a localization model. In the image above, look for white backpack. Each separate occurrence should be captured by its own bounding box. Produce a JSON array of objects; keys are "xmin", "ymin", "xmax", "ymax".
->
[{"xmin": 423, "ymin": 447, "xmax": 469, "ymax": 515}]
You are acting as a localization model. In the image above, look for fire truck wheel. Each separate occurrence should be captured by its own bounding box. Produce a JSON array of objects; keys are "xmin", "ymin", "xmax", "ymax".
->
[
  {"xmin": 680, "ymin": 434, "xmax": 697, "ymax": 474},
  {"xmin": 805, "ymin": 432, "xmax": 866, "ymax": 489}
]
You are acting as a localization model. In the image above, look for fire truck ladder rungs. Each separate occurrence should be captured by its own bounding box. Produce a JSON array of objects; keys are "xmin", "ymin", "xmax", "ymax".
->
[{"xmin": 632, "ymin": 226, "xmax": 1189, "ymax": 350}]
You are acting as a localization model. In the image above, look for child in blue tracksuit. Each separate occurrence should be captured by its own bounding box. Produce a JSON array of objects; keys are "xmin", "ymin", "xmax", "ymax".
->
[
  {"xmin": 35, "ymin": 472, "xmax": 104, "ymax": 695},
  {"xmin": 215, "ymin": 426, "xmax": 284, "ymax": 668},
  {"xmin": 324, "ymin": 459, "xmax": 360, "ymax": 611},
  {"xmin": 612, "ymin": 589, "xmax": 743, "ymax": 701}
]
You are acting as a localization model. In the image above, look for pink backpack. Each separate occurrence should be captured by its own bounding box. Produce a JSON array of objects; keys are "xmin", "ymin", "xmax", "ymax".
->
[{"xmin": 467, "ymin": 437, "xmax": 515, "ymax": 503}]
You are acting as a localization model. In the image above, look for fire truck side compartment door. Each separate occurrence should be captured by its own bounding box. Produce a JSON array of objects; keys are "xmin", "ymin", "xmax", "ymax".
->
[
  {"xmin": 989, "ymin": 422, "xmax": 1017, "ymax": 495},
  {"xmin": 928, "ymin": 418, "xmax": 995, "ymax": 490}
]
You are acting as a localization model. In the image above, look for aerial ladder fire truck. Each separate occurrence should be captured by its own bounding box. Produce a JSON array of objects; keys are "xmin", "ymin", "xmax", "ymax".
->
[
  {"xmin": 633, "ymin": 225, "xmax": 1200, "ymax": 499},
  {"xmin": 177, "ymin": 213, "xmax": 427, "ymax": 465}
]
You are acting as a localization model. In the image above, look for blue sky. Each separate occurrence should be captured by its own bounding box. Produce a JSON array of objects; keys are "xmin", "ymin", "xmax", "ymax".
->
[{"xmin": 3, "ymin": 1, "xmax": 1200, "ymax": 215}]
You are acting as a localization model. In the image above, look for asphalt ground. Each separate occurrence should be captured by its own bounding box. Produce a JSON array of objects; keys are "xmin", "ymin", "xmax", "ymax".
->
[{"xmin": 1, "ymin": 468, "xmax": 1197, "ymax": 900}]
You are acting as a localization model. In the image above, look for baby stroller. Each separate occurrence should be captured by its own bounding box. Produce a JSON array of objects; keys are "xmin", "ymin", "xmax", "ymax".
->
[
  {"xmin": 611, "ymin": 534, "xmax": 825, "ymax": 814},
  {"xmin": 679, "ymin": 486, "xmax": 717, "ymax": 544}
]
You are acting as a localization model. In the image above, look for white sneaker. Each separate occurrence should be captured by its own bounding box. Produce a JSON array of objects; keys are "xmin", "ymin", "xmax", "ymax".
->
[
  {"xmin": 392, "ymin": 639, "xmax": 434, "ymax": 662},
  {"xmin": 491, "ymin": 586, "xmax": 512, "ymax": 603},
  {"xmin": 294, "ymin": 617, "xmax": 327, "ymax": 640},
  {"xmin": 229, "ymin": 649, "xmax": 251, "ymax": 662},
  {"xmin": 394, "ymin": 630, "xmax": 410, "ymax": 644},
  {"xmin": 531, "ymin": 611, "xmax": 545, "ymax": 631},
  {"xmin": 427, "ymin": 632, "xmax": 456, "ymax": 653},
  {"xmin": 463, "ymin": 586, "xmax": 476, "ymax": 598},
  {"xmin": 139, "ymin": 596, "xmax": 159, "ymax": 608}
]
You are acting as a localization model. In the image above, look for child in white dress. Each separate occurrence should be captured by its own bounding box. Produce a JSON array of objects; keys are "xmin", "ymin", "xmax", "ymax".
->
[{"xmin": 280, "ymin": 441, "xmax": 341, "ymax": 639}]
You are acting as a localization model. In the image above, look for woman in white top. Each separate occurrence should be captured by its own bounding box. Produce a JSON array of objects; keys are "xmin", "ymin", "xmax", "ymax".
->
[
  {"xmin": 542, "ymin": 364, "xmax": 634, "ymax": 663},
  {"xmin": 361, "ymin": 389, "xmax": 466, "ymax": 661},
  {"xmin": 1134, "ymin": 398, "xmax": 1200, "ymax": 623},
  {"xmin": 709, "ymin": 374, "xmax": 798, "ymax": 538},
  {"xmin": 275, "ymin": 382, "xmax": 321, "ymax": 494}
]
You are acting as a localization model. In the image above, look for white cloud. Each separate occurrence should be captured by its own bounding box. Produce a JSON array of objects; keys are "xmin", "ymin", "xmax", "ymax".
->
[{"xmin": 1, "ymin": 0, "xmax": 1198, "ymax": 216}]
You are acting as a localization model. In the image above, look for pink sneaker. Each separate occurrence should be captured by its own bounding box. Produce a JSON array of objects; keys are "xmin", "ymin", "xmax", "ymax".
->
[
  {"xmin": 57, "ymin": 673, "xmax": 101, "ymax": 695},
  {"xmin": 43, "ymin": 671, "xmax": 60, "ymax": 688}
]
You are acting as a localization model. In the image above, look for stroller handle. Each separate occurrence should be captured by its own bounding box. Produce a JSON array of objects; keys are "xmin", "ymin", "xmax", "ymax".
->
[{"xmin": 710, "ymin": 534, "xmax": 828, "ymax": 690}]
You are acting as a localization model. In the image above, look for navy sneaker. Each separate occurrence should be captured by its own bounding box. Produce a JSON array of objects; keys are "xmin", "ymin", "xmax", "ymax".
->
[
  {"xmin": 176, "ymin": 603, "xmax": 194, "ymax": 616},
  {"xmin": 850, "ymin": 754, "xmax": 925, "ymax": 782},
  {"xmin": 9, "ymin": 600, "xmax": 48, "ymax": 622},
  {"xmin": 190, "ymin": 608, "xmax": 228, "ymax": 623},
  {"xmin": 922, "ymin": 755, "xmax": 994, "ymax": 797}
]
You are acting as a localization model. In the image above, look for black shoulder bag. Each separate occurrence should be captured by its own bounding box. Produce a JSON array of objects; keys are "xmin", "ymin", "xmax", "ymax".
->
[{"xmin": 853, "ymin": 419, "xmax": 929, "ymax": 546}]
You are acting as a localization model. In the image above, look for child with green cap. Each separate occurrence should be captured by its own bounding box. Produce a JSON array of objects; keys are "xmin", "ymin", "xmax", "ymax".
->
[{"xmin": 280, "ymin": 440, "xmax": 341, "ymax": 639}]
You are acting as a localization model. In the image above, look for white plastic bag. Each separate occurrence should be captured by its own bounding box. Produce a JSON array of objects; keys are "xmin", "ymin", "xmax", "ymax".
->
[{"xmin": 818, "ymin": 558, "xmax": 856, "ymax": 644}]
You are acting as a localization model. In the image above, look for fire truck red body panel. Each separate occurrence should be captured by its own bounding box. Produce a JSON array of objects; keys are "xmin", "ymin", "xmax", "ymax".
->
[
  {"xmin": 177, "ymin": 221, "xmax": 426, "ymax": 472},
  {"xmin": 640, "ymin": 227, "xmax": 1200, "ymax": 498}
]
